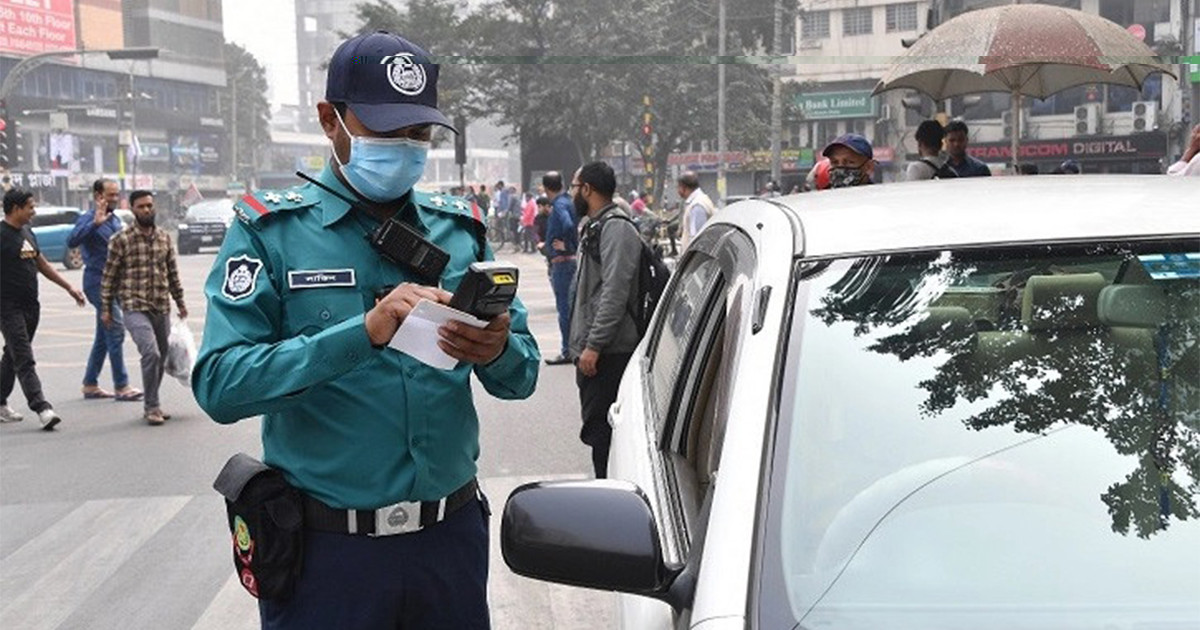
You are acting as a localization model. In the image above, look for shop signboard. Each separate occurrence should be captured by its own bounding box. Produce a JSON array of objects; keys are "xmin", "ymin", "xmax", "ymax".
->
[
  {"xmin": 198, "ymin": 133, "xmax": 223, "ymax": 174},
  {"xmin": 965, "ymin": 132, "xmax": 1167, "ymax": 162},
  {"xmin": 0, "ymin": 0, "xmax": 77, "ymax": 56},
  {"xmin": 171, "ymin": 134, "xmax": 201, "ymax": 173},
  {"xmin": 140, "ymin": 142, "xmax": 170, "ymax": 163},
  {"xmin": 794, "ymin": 90, "xmax": 877, "ymax": 120}
]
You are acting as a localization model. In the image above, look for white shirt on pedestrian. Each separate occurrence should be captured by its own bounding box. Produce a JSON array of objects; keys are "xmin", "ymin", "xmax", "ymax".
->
[{"xmin": 1167, "ymin": 153, "xmax": 1200, "ymax": 176}]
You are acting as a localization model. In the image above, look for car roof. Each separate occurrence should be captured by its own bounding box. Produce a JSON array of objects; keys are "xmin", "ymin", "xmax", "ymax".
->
[
  {"xmin": 733, "ymin": 176, "xmax": 1199, "ymax": 258},
  {"xmin": 34, "ymin": 206, "xmax": 79, "ymax": 214}
]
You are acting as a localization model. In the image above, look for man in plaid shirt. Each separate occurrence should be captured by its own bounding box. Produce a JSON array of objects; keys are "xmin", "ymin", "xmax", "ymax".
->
[{"xmin": 101, "ymin": 190, "xmax": 188, "ymax": 425}]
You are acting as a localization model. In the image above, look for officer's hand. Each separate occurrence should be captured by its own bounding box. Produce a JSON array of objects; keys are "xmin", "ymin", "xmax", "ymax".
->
[
  {"xmin": 365, "ymin": 283, "xmax": 452, "ymax": 346},
  {"xmin": 101, "ymin": 312, "xmax": 113, "ymax": 328},
  {"xmin": 438, "ymin": 312, "xmax": 510, "ymax": 365}
]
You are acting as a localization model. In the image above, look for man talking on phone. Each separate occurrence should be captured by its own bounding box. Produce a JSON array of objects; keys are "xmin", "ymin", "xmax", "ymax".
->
[{"xmin": 68, "ymin": 179, "xmax": 140, "ymax": 402}]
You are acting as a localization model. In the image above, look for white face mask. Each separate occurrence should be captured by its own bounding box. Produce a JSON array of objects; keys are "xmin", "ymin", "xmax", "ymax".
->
[{"xmin": 331, "ymin": 108, "xmax": 430, "ymax": 202}]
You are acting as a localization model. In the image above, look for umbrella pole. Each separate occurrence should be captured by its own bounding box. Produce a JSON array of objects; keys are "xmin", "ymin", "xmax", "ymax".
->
[{"xmin": 1011, "ymin": 88, "xmax": 1021, "ymax": 173}]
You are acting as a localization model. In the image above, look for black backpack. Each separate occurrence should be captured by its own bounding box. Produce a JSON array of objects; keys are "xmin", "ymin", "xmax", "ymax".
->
[{"xmin": 584, "ymin": 213, "xmax": 671, "ymax": 335}]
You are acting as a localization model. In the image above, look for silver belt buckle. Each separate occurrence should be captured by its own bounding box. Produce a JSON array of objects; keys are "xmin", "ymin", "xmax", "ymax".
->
[{"xmin": 370, "ymin": 500, "xmax": 422, "ymax": 537}]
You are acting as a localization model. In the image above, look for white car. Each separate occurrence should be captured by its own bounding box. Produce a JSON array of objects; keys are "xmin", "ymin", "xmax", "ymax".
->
[{"xmin": 501, "ymin": 177, "xmax": 1200, "ymax": 630}]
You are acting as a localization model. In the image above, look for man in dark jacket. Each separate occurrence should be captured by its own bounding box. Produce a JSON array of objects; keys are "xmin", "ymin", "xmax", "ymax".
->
[{"xmin": 568, "ymin": 162, "xmax": 641, "ymax": 478}]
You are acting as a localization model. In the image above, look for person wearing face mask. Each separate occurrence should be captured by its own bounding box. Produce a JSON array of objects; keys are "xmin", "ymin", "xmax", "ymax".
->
[
  {"xmin": 822, "ymin": 133, "xmax": 877, "ymax": 188},
  {"xmin": 193, "ymin": 31, "xmax": 539, "ymax": 629}
]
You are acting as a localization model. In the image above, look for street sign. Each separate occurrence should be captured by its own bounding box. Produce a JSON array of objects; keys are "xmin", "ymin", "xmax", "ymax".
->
[{"xmin": 1126, "ymin": 24, "xmax": 1146, "ymax": 41}]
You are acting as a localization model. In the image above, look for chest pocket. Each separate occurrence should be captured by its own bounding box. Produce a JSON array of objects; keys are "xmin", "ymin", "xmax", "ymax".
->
[{"xmin": 282, "ymin": 288, "xmax": 366, "ymax": 337}]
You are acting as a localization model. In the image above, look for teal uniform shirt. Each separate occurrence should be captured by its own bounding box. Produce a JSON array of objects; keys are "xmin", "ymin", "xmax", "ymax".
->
[{"xmin": 193, "ymin": 166, "xmax": 540, "ymax": 509}]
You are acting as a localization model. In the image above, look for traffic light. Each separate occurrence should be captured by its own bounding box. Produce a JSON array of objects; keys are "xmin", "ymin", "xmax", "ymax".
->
[
  {"xmin": 0, "ymin": 99, "xmax": 9, "ymax": 169},
  {"xmin": 9, "ymin": 118, "xmax": 22, "ymax": 169}
]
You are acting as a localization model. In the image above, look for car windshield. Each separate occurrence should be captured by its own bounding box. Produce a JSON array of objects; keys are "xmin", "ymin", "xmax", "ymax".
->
[
  {"xmin": 186, "ymin": 201, "xmax": 234, "ymax": 222},
  {"xmin": 762, "ymin": 239, "xmax": 1200, "ymax": 630}
]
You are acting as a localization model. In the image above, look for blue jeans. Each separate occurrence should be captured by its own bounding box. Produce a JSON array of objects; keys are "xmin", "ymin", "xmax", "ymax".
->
[
  {"xmin": 550, "ymin": 259, "xmax": 577, "ymax": 357},
  {"xmin": 82, "ymin": 283, "xmax": 129, "ymax": 389}
]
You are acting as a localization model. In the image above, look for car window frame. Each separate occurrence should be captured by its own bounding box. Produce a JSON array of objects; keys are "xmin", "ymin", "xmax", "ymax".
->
[{"xmin": 641, "ymin": 224, "xmax": 758, "ymax": 555}]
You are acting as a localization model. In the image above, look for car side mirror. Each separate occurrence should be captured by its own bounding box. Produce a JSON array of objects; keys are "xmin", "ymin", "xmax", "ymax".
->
[{"xmin": 501, "ymin": 480, "xmax": 680, "ymax": 596}]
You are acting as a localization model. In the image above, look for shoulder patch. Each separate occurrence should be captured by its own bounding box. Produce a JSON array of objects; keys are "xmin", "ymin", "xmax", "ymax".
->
[
  {"xmin": 234, "ymin": 187, "xmax": 318, "ymax": 228},
  {"xmin": 415, "ymin": 190, "xmax": 486, "ymax": 227},
  {"xmin": 222, "ymin": 255, "xmax": 263, "ymax": 301}
]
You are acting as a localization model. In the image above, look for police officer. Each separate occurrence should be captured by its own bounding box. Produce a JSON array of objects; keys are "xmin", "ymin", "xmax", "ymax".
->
[{"xmin": 193, "ymin": 31, "xmax": 540, "ymax": 629}]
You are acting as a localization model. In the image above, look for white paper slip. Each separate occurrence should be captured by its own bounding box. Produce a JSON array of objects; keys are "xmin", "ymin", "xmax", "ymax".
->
[{"xmin": 387, "ymin": 299, "xmax": 488, "ymax": 370}]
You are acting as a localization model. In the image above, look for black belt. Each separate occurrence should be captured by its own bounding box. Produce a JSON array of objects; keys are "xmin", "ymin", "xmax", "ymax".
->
[{"xmin": 303, "ymin": 478, "xmax": 479, "ymax": 537}]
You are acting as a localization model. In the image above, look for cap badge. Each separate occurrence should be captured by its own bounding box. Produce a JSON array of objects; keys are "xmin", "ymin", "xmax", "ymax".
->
[{"xmin": 383, "ymin": 53, "xmax": 427, "ymax": 96}]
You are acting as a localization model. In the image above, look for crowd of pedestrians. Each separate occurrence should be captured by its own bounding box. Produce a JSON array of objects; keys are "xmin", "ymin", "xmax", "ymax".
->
[{"xmin": 1, "ymin": 182, "xmax": 188, "ymax": 430}]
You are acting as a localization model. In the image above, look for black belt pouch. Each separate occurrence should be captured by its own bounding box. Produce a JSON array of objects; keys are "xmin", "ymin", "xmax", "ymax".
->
[{"xmin": 213, "ymin": 453, "xmax": 304, "ymax": 601}]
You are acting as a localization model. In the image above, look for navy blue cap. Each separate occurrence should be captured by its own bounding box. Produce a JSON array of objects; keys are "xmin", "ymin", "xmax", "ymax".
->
[
  {"xmin": 822, "ymin": 133, "xmax": 873, "ymax": 160},
  {"xmin": 325, "ymin": 31, "xmax": 456, "ymax": 133}
]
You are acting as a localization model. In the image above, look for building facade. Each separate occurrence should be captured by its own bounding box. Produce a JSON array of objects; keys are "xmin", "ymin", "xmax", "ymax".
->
[
  {"xmin": 786, "ymin": 0, "xmax": 1194, "ymax": 177},
  {"xmin": 1, "ymin": 0, "xmax": 230, "ymax": 211},
  {"xmin": 293, "ymin": 0, "xmax": 362, "ymax": 134}
]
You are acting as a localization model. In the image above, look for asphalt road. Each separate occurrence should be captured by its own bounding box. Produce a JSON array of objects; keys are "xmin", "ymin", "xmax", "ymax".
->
[{"xmin": 0, "ymin": 241, "xmax": 613, "ymax": 629}]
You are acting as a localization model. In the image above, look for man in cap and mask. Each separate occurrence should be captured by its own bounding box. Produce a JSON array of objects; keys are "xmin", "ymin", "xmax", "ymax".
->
[
  {"xmin": 822, "ymin": 133, "xmax": 877, "ymax": 188},
  {"xmin": 194, "ymin": 30, "xmax": 540, "ymax": 629}
]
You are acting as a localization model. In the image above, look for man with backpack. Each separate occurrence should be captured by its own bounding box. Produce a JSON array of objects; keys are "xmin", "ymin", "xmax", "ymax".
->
[
  {"xmin": 569, "ymin": 162, "xmax": 644, "ymax": 478},
  {"xmin": 906, "ymin": 120, "xmax": 958, "ymax": 181}
]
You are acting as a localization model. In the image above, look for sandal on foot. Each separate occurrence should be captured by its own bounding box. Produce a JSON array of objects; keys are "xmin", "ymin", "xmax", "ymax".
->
[
  {"xmin": 114, "ymin": 389, "xmax": 144, "ymax": 402},
  {"xmin": 83, "ymin": 387, "xmax": 115, "ymax": 399}
]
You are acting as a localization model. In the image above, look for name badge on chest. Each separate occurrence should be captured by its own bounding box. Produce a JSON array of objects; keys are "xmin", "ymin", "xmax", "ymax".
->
[{"xmin": 287, "ymin": 269, "xmax": 357, "ymax": 290}]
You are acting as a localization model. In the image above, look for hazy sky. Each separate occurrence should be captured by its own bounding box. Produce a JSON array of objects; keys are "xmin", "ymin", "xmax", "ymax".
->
[{"xmin": 222, "ymin": 0, "xmax": 299, "ymax": 108}]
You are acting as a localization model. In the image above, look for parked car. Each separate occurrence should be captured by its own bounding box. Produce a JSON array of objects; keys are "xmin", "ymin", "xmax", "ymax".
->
[
  {"xmin": 30, "ymin": 206, "xmax": 83, "ymax": 269},
  {"xmin": 502, "ymin": 177, "xmax": 1200, "ymax": 629},
  {"xmin": 177, "ymin": 199, "xmax": 235, "ymax": 255},
  {"xmin": 115, "ymin": 208, "xmax": 135, "ymax": 228}
]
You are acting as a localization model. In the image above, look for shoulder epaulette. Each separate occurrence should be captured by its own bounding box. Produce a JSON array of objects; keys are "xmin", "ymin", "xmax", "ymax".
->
[
  {"xmin": 233, "ymin": 186, "xmax": 319, "ymax": 228},
  {"xmin": 413, "ymin": 190, "xmax": 486, "ymax": 228}
]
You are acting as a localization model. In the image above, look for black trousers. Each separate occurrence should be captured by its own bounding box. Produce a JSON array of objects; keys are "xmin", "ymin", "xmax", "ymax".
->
[
  {"xmin": 0, "ymin": 306, "xmax": 49, "ymax": 413},
  {"xmin": 576, "ymin": 352, "xmax": 632, "ymax": 479}
]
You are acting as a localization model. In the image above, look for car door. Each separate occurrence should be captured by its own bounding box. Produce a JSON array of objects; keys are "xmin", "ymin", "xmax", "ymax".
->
[{"xmin": 612, "ymin": 224, "xmax": 758, "ymax": 628}]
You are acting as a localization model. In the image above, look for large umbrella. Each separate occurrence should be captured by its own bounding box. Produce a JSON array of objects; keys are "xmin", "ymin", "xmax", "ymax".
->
[{"xmin": 873, "ymin": 4, "xmax": 1176, "ymax": 169}]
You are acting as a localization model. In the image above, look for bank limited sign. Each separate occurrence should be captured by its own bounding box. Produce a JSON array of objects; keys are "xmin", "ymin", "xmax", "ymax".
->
[{"xmin": 795, "ymin": 90, "xmax": 877, "ymax": 120}]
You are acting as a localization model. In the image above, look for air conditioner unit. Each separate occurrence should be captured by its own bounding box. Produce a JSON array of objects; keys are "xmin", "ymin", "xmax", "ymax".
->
[
  {"xmin": 1073, "ymin": 103, "xmax": 1102, "ymax": 136},
  {"xmin": 1002, "ymin": 109, "xmax": 1029, "ymax": 139},
  {"xmin": 1131, "ymin": 100, "xmax": 1157, "ymax": 133}
]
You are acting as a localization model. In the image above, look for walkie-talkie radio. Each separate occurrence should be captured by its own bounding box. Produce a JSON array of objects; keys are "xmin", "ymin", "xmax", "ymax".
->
[
  {"xmin": 449, "ymin": 262, "xmax": 519, "ymax": 320},
  {"xmin": 365, "ymin": 218, "xmax": 450, "ymax": 285}
]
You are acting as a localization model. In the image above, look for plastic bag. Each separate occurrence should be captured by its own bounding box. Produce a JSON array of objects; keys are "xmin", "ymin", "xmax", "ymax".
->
[{"xmin": 165, "ymin": 318, "xmax": 197, "ymax": 385}]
